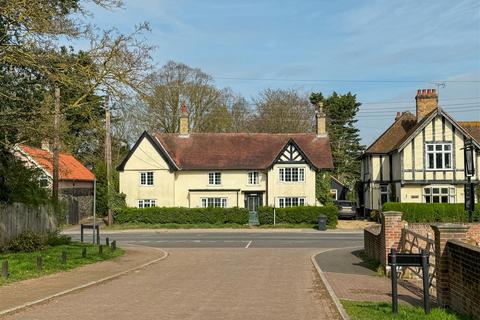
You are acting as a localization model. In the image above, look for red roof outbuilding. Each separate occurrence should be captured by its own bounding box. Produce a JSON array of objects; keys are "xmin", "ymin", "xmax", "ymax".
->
[{"xmin": 18, "ymin": 145, "xmax": 95, "ymax": 181}]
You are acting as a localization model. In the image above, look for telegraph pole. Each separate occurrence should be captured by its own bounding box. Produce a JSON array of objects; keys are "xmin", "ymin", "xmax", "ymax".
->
[
  {"xmin": 52, "ymin": 86, "xmax": 60, "ymax": 204},
  {"xmin": 105, "ymin": 94, "xmax": 113, "ymax": 226}
]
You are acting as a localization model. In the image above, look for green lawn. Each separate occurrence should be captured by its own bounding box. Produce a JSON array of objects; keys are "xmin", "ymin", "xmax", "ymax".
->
[
  {"xmin": 0, "ymin": 242, "xmax": 123, "ymax": 285},
  {"xmin": 341, "ymin": 300, "xmax": 474, "ymax": 320}
]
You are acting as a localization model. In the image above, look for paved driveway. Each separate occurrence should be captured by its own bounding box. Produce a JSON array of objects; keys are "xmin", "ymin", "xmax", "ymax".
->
[{"xmin": 3, "ymin": 248, "xmax": 341, "ymax": 320}]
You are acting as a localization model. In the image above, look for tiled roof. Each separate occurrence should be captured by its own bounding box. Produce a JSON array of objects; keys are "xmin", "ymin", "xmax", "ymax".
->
[
  {"xmin": 19, "ymin": 145, "xmax": 95, "ymax": 181},
  {"xmin": 459, "ymin": 121, "xmax": 480, "ymax": 145},
  {"xmin": 154, "ymin": 133, "xmax": 333, "ymax": 170},
  {"xmin": 365, "ymin": 112, "xmax": 417, "ymax": 154}
]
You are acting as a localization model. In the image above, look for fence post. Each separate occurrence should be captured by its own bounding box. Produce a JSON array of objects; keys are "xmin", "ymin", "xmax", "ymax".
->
[
  {"xmin": 82, "ymin": 247, "xmax": 87, "ymax": 258},
  {"xmin": 61, "ymin": 251, "xmax": 67, "ymax": 264},
  {"xmin": 421, "ymin": 249, "xmax": 430, "ymax": 314},
  {"xmin": 99, "ymin": 245, "xmax": 103, "ymax": 255},
  {"xmin": 106, "ymin": 237, "xmax": 110, "ymax": 246},
  {"xmin": 111, "ymin": 240, "xmax": 116, "ymax": 251},
  {"xmin": 1, "ymin": 260, "xmax": 8, "ymax": 279},
  {"xmin": 390, "ymin": 248, "xmax": 398, "ymax": 314},
  {"xmin": 96, "ymin": 225, "xmax": 100, "ymax": 245},
  {"xmin": 37, "ymin": 256, "xmax": 43, "ymax": 272},
  {"xmin": 80, "ymin": 224, "xmax": 84, "ymax": 243}
]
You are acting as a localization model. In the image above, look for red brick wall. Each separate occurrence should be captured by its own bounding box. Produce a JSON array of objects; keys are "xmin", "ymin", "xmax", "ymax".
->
[
  {"xmin": 364, "ymin": 224, "xmax": 381, "ymax": 262},
  {"xmin": 446, "ymin": 240, "xmax": 480, "ymax": 318}
]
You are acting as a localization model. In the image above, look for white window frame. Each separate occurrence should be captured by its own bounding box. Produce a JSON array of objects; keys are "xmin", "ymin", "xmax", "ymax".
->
[
  {"xmin": 201, "ymin": 197, "xmax": 227, "ymax": 208},
  {"xmin": 277, "ymin": 197, "xmax": 306, "ymax": 208},
  {"xmin": 138, "ymin": 199, "xmax": 156, "ymax": 208},
  {"xmin": 423, "ymin": 186, "xmax": 456, "ymax": 203},
  {"xmin": 140, "ymin": 171, "xmax": 154, "ymax": 186},
  {"xmin": 208, "ymin": 172, "xmax": 221, "ymax": 185},
  {"xmin": 279, "ymin": 167, "xmax": 305, "ymax": 182},
  {"xmin": 425, "ymin": 143, "xmax": 452, "ymax": 170},
  {"xmin": 329, "ymin": 189, "xmax": 338, "ymax": 201},
  {"xmin": 248, "ymin": 171, "xmax": 259, "ymax": 185},
  {"xmin": 380, "ymin": 184, "xmax": 389, "ymax": 205}
]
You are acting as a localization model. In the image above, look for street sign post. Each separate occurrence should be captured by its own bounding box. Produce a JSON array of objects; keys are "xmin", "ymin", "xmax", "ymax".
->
[
  {"xmin": 464, "ymin": 139, "xmax": 475, "ymax": 221},
  {"xmin": 388, "ymin": 249, "xmax": 430, "ymax": 314}
]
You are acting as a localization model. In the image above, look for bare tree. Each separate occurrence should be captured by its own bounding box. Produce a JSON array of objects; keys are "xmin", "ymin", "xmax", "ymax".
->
[{"xmin": 253, "ymin": 88, "xmax": 314, "ymax": 133}]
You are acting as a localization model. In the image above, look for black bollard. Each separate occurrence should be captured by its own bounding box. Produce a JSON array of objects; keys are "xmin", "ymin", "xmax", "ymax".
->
[
  {"xmin": 99, "ymin": 245, "xmax": 103, "ymax": 255},
  {"xmin": 390, "ymin": 248, "xmax": 398, "ymax": 314},
  {"xmin": 421, "ymin": 249, "xmax": 430, "ymax": 314},
  {"xmin": 82, "ymin": 247, "xmax": 87, "ymax": 258},
  {"xmin": 106, "ymin": 237, "xmax": 110, "ymax": 246}
]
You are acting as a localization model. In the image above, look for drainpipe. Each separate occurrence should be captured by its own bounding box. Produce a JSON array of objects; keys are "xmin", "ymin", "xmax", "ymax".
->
[{"xmin": 92, "ymin": 178, "xmax": 96, "ymax": 244}]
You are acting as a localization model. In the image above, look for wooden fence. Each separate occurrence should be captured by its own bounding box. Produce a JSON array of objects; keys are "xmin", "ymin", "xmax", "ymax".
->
[{"xmin": 0, "ymin": 203, "xmax": 57, "ymax": 247}]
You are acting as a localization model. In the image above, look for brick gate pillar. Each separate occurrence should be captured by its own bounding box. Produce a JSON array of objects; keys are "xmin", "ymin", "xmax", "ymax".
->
[
  {"xmin": 431, "ymin": 223, "xmax": 469, "ymax": 307},
  {"xmin": 380, "ymin": 211, "xmax": 404, "ymax": 267}
]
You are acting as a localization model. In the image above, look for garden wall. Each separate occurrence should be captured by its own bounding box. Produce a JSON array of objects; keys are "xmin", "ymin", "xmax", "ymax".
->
[
  {"xmin": 0, "ymin": 203, "xmax": 57, "ymax": 247},
  {"xmin": 445, "ymin": 240, "xmax": 480, "ymax": 318}
]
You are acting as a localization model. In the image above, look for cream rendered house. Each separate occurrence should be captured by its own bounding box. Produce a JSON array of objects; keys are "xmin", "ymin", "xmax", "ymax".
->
[
  {"xmin": 361, "ymin": 89, "xmax": 480, "ymax": 212},
  {"xmin": 117, "ymin": 105, "xmax": 333, "ymax": 212}
]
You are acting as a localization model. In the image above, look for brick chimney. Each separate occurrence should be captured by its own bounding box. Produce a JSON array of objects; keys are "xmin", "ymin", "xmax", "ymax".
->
[
  {"xmin": 316, "ymin": 102, "xmax": 327, "ymax": 137},
  {"xmin": 416, "ymin": 89, "xmax": 438, "ymax": 121},
  {"xmin": 179, "ymin": 102, "xmax": 189, "ymax": 136}
]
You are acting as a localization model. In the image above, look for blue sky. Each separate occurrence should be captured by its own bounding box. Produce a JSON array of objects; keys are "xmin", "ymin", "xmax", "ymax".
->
[{"xmin": 83, "ymin": 0, "xmax": 480, "ymax": 145}]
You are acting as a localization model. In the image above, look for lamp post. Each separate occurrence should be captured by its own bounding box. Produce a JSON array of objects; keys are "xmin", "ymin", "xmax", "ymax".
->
[{"xmin": 464, "ymin": 138, "xmax": 475, "ymax": 222}]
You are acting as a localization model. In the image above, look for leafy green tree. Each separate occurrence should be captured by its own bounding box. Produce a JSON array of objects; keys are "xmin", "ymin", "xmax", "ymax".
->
[
  {"xmin": 310, "ymin": 92, "xmax": 365, "ymax": 192},
  {"xmin": 316, "ymin": 171, "xmax": 333, "ymax": 205}
]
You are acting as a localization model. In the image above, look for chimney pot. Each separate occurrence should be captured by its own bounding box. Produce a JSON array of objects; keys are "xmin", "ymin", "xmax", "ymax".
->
[
  {"xmin": 395, "ymin": 112, "xmax": 402, "ymax": 120},
  {"xmin": 417, "ymin": 89, "xmax": 421, "ymax": 95},
  {"xmin": 422, "ymin": 89, "xmax": 426, "ymax": 95}
]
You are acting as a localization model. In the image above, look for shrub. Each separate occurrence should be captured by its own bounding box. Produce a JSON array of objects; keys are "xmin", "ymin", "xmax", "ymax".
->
[
  {"xmin": 44, "ymin": 230, "xmax": 71, "ymax": 246},
  {"xmin": 5, "ymin": 231, "xmax": 44, "ymax": 253},
  {"xmin": 382, "ymin": 202, "xmax": 480, "ymax": 223},
  {"xmin": 114, "ymin": 207, "xmax": 249, "ymax": 225},
  {"xmin": 258, "ymin": 205, "xmax": 338, "ymax": 228}
]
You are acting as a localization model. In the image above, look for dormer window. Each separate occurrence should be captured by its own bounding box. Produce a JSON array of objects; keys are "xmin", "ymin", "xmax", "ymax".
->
[{"xmin": 426, "ymin": 143, "xmax": 452, "ymax": 170}]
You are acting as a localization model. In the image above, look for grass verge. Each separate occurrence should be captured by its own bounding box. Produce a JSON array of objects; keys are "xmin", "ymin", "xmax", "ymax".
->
[
  {"xmin": 341, "ymin": 300, "xmax": 474, "ymax": 320},
  {"xmin": 0, "ymin": 242, "xmax": 123, "ymax": 285}
]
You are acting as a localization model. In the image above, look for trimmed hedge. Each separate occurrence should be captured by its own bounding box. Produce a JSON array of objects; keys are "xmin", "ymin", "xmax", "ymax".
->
[
  {"xmin": 114, "ymin": 207, "xmax": 249, "ymax": 225},
  {"xmin": 258, "ymin": 205, "xmax": 338, "ymax": 228},
  {"xmin": 382, "ymin": 202, "xmax": 480, "ymax": 223}
]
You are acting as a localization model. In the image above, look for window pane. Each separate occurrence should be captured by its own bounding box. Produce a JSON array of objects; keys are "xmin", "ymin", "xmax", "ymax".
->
[
  {"xmin": 444, "ymin": 153, "xmax": 451, "ymax": 168},
  {"xmin": 424, "ymin": 188, "xmax": 431, "ymax": 194},
  {"xmin": 140, "ymin": 173, "xmax": 146, "ymax": 185},
  {"xmin": 299, "ymin": 198, "xmax": 305, "ymax": 206},
  {"xmin": 436, "ymin": 153, "xmax": 443, "ymax": 168},
  {"xmin": 432, "ymin": 188, "xmax": 440, "ymax": 194},
  {"xmin": 444, "ymin": 145, "xmax": 451, "ymax": 151},
  {"xmin": 449, "ymin": 188, "xmax": 455, "ymax": 195},
  {"xmin": 449, "ymin": 196, "xmax": 455, "ymax": 203},
  {"xmin": 435, "ymin": 145, "xmax": 442, "ymax": 151},
  {"xmin": 433, "ymin": 196, "xmax": 440, "ymax": 203},
  {"xmin": 441, "ymin": 196, "xmax": 448, "ymax": 203},
  {"xmin": 441, "ymin": 188, "xmax": 448, "ymax": 194},
  {"xmin": 147, "ymin": 172, "xmax": 154, "ymax": 185},
  {"xmin": 279, "ymin": 198, "xmax": 284, "ymax": 208},
  {"xmin": 425, "ymin": 196, "xmax": 431, "ymax": 203},
  {"xmin": 428, "ymin": 154, "xmax": 434, "ymax": 169},
  {"xmin": 427, "ymin": 145, "xmax": 434, "ymax": 151},
  {"xmin": 138, "ymin": 200, "xmax": 144, "ymax": 208},
  {"xmin": 299, "ymin": 169, "xmax": 305, "ymax": 181}
]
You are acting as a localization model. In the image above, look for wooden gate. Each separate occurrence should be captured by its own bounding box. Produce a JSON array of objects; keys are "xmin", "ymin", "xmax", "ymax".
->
[
  {"xmin": 67, "ymin": 197, "xmax": 79, "ymax": 225},
  {"xmin": 400, "ymin": 227, "xmax": 436, "ymax": 291}
]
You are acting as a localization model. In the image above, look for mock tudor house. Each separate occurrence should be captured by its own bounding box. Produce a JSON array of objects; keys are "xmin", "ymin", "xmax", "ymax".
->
[
  {"xmin": 361, "ymin": 89, "xmax": 480, "ymax": 212},
  {"xmin": 117, "ymin": 104, "xmax": 333, "ymax": 212}
]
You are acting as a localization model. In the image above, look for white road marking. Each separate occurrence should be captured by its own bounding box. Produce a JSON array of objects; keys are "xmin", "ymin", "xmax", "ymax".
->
[{"xmin": 245, "ymin": 240, "xmax": 252, "ymax": 248}]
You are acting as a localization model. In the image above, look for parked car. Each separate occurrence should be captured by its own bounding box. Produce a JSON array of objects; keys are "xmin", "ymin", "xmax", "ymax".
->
[{"xmin": 335, "ymin": 200, "xmax": 357, "ymax": 219}]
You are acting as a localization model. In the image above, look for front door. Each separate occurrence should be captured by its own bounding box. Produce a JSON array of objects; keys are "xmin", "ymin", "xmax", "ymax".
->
[{"xmin": 246, "ymin": 194, "xmax": 260, "ymax": 213}]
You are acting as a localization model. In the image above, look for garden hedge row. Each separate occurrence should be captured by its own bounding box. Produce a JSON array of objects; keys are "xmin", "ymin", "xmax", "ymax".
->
[
  {"xmin": 258, "ymin": 205, "xmax": 338, "ymax": 227},
  {"xmin": 113, "ymin": 207, "xmax": 249, "ymax": 225},
  {"xmin": 382, "ymin": 202, "xmax": 480, "ymax": 223}
]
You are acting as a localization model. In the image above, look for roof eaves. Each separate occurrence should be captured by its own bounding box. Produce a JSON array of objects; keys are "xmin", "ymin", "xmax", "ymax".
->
[
  {"xmin": 364, "ymin": 112, "xmax": 414, "ymax": 154},
  {"xmin": 14, "ymin": 144, "xmax": 53, "ymax": 179}
]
